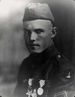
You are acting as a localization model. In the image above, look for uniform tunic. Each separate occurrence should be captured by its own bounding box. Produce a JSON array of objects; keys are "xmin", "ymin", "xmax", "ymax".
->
[{"xmin": 14, "ymin": 45, "xmax": 75, "ymax": 97}]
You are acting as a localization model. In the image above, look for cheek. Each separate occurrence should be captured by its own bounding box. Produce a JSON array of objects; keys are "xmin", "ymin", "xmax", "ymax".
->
[
  {"xmin": 24, "ymin": 34, "xmax": 29, "ymax": 42},
  {"xmin": 40, "ymin": 35, "xmax": 52, "ymax": 47},
  {"xmin": 41, "ymin": 32, "xmax": 52, "ymax": 42}
]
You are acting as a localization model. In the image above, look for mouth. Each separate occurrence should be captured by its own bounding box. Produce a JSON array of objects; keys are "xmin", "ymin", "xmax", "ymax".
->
[{"xmin": 29, "ymin": 44, "xmax": 40, "ymax": 49}]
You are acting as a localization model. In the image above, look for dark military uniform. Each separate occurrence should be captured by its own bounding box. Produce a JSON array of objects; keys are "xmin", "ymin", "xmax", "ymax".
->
[{"xmin": 14, "ymin": 45, "xmax": 75, "ymax": 97}]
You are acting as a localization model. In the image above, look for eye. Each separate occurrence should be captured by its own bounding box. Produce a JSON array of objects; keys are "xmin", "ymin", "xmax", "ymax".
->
[
  {"xmin": 34, "ymin": 29, "xmax": 44, "ymax": 34},
  {"xmin": 24, "ymin": 28, "xmax": 31, "ymax": 34}
]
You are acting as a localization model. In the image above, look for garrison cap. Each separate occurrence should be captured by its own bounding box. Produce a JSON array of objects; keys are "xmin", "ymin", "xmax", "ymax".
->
[{"xmin": 23, "ymin": 3, "xmax": 54, "ymax": 22}]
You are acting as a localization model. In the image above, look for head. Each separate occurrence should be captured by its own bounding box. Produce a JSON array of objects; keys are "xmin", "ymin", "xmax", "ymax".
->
[{"xmin": 23, "ymin": 3, "xmax": 56, "ymax": 54}]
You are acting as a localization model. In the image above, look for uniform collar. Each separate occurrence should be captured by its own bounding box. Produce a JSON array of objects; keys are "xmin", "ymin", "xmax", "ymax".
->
[{"xmin": 30, "ymin": 43, "xmax": 58, "ymax": 64}]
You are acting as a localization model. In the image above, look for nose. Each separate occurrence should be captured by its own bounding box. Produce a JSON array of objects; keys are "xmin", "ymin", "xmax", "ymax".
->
[{"xmin": 30, "ymin": 31, "xmax": 38, "ymax": 41}]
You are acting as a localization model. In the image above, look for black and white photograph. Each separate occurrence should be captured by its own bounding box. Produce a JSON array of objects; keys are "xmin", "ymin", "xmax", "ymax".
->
[{"xmin": 0, "ymin": 0, "xmax": 75, "ymax": 97}]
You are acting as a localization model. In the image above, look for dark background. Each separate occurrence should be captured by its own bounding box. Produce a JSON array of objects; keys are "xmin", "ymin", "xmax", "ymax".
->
[{"xmin": 0, "ymin": 0, "xmax": 75, "ymax": 96}]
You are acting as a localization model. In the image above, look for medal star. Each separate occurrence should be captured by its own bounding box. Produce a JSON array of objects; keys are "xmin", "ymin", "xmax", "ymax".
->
[
  {"xmin": 32, "ymin": 89, "xmax": 37, "ymax": 97},
  {"xmin": 26, "ymin": 90, "xmax": 32, "ymax": 97}
]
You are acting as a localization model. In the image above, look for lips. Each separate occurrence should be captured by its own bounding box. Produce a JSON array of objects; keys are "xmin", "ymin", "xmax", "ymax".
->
[
  {"xmin": 30, "ymin": 43, "xmax": 40, "ymax": 46},
  {"xmin": 29, "ymin": 44, "xmax": 40, "ymax": 49}
]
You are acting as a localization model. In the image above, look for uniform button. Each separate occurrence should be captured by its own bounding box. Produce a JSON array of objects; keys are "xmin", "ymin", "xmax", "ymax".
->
[
  {"xmin": 66, "ymin": 72, "xmax": 71, "ymax": 79},
  {"xmin": 58, "ymin": 54, "xmax": 61, "ymax": 58}
]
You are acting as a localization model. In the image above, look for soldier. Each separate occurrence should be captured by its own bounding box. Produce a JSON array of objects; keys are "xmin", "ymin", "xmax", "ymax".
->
[{"xmin": 14, "ymin": 3, "xmax": 75, "ymax": 97}]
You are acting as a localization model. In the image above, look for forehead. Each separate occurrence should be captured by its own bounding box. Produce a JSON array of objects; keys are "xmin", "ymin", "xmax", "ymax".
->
[{"xmin": 23, "ymin": 19, "xmax": 52, "ymax": 29}]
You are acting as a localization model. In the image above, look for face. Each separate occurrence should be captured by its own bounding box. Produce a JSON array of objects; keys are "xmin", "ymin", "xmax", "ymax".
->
[{"xmin": 23, "ymin": 19, "xmax": 55, "ymax": 53}]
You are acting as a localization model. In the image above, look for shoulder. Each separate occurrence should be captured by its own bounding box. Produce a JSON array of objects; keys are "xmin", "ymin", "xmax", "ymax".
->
[
  {"xmin": 19, "ymin": 55, "xmax": 32, "ymax": 71},
  {"xmin": 17, "ymin": 55, "xmax": 32, "ymax": 81},
  {"xmin": 47, "ymin": 51, "xmax": 75, "ymax": 96},
  {"xmin": 50, "ymin": 50, "xmax": 74, "ymax": 77},
  {"xmin": 55, "ymin": 52, "xmax": 74, "ymax": 70},
  {"xmin": 53, "ymin": 52, "xmax": 75, "ymax": 88}
]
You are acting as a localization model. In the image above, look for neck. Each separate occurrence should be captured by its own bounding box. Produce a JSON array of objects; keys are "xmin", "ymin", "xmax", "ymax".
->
[{"xmin": 30, "ymin": 43, "xmax": 57, "ymax": 64}]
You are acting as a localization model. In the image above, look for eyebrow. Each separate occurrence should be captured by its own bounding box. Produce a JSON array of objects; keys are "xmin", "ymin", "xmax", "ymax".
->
[
  {"xmin": 24, "ymin": 28, "xmax": 44, "ymax": 32},
  {"xmin": 34, "ymin": 29, "xmax": 44, "ymax": 32}
]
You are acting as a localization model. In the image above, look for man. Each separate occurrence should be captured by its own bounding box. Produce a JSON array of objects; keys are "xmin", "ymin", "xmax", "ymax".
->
[{"xmin": 14, "ymin": 3, "xmax": 75, "ymax": 97}]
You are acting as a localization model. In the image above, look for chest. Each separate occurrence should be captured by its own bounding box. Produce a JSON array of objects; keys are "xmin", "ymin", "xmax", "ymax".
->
[{"xmin": 22, "ymin": 77, "xmax": 56, "ymax": 97}]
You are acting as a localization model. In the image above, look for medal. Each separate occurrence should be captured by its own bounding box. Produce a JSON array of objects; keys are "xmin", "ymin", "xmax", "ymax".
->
[
  {"xmin": 26, "ymin": 90, "xmax": 32, "ymax": 97},
  {"xmin": 26, "ymin": 78, "xmax": 46, "ymax": 97},
  {"xmin": 39, "ymin": 80, "xmax": 45, "ymax": 87},
  {"xmin": 32, "ymin": 89, "xmax": 37, "ymax": 97},
  {"xmin": 28, "ymin": 78, "xmax": 33, "ymax": 86},
  {"xmin": 37, "ymin": 87, "xmax": 44, "ymax": 95},
  {"xmin": 26, "ymin": 78, "xmax": 33, "ymax": 97},
  {"xmin": 37, "ymin": 80, "xmax": 45, "ymax": 95}
]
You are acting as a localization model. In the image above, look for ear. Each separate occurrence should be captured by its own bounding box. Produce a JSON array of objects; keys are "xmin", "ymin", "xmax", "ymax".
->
[{"xmin": 51, "ymin": 27, "xmax": 56, "ymax": 38}]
